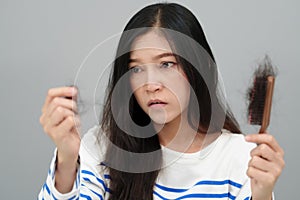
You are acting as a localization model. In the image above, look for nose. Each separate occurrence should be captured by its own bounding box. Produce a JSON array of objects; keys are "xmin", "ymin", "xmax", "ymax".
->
[
  {"xmin": 145, "ymin": 82, "xmax": 162, "ymax": 93},
  {"xmin": 144, "ymin": 66, "xmax": 163, "ymax": 93}
]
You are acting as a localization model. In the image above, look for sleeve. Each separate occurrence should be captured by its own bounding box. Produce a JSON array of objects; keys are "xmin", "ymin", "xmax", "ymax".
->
[
  {"xmin": 37, "ymin": 149, "xmax": 80, "ymax": 200},
  {"xmin": 78, "ymin": 140, "xmax": 109, "ymax": 200},
  {"xmin": 228, "ymin": 136, "xmax": 254, "ymax": 200},
  {"xmin": 234, "ymin": 178, "xmax": 251, "ymax": 200},
  {"xmin": 38, "ymin": 125, "xmax": 109, "ymax": 200}
]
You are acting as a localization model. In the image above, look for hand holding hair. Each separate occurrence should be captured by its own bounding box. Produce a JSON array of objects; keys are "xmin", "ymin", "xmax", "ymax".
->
[{"xmin": 39, "ymin": 86, "xmax": 81, "ymax": 193}]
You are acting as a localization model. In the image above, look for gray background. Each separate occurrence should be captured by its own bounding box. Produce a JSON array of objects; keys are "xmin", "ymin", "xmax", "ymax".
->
[{"xmin": 1, "ymin": 0, "xmax": 299, "ymax": 199}]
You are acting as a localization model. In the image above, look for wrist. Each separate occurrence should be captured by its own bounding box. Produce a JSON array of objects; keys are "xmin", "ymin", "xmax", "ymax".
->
[
  {"xmin": 56, "ymin": 151, "xmax": 79, "ymax": 173},
  {"xmin": 54, "ymin": 157, "xmax": 79, "ymax": 194}
]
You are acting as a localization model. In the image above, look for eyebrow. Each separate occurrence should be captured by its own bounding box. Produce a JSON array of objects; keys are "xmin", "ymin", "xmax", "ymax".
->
[{"xmin": 129, "ymin": 52, "xmax": 176, "ymax": 63}]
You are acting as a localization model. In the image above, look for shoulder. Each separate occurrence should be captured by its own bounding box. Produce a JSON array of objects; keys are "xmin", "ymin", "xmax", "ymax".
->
[
  {"xmin": 79, "ymin": 125, "xmax": 108, "ymax": 164},
  {"xmin": 217, "ymin": 131, "xmax": 256, "ymax": 167},
  {"xmin": 211, "ymin": 131, "xmax": 257, "ymax": 164},
  {"xmin": 220, "ymin": 130, "xmax": 256, "ymax": 152}
]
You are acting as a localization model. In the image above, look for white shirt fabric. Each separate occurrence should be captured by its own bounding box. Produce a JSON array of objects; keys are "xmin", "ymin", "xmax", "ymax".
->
[{"xmin": 38, "ymin": 126, "xmax": 261, "ymax": 200}]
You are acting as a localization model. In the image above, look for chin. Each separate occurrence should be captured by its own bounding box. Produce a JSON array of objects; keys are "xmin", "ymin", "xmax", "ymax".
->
[
  {"xmin": 151, "ymin": 118, "xmax": 167, "ymax": 125},
  {"xmin": 151, "ymin": 116, "xmax": 176, "ymax": 126},
  {"xmin": 148, "ymin": 111, "xmax": 180, "ymax": 125}
]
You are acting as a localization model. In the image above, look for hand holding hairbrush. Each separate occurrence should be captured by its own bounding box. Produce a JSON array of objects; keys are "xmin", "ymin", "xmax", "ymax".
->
[{"xmin": 245, "ymin": 56, "xmax": 284, "ymax": 200}]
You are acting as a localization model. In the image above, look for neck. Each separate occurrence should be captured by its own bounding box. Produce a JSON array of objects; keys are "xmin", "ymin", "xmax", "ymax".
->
[
  {"xmin": 154, "ymin": 112, "xmax": 202, "ymax": 153},
  {"xmin": 154, "ymin": 112, "xmax": 222, "ymax": 153}
]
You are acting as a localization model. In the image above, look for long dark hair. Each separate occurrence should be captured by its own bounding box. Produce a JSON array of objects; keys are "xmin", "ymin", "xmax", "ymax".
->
[{"xmin": 101, "ymin": 3, "xmax": 241, "ymax": 199}]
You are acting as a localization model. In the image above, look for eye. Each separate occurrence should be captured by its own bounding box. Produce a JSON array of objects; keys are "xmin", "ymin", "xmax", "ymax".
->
[
  {"xmin": 160, "ymin": 61, "xmax": 176, "ymax": 69},
  {"xmin": 129, "ymin": 66, "xmax": 142, "ymax": 73}
]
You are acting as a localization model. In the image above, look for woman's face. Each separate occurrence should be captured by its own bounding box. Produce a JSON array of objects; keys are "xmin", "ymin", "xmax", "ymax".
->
[{"xmin": 129, "ymin": 30, "xmax": 191, "ymax": 125}]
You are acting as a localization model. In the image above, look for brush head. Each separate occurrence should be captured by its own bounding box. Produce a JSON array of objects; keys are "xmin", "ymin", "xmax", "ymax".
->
[{"xmin": 247, "ymin": 55, "xmax": 276, "ymax": 130}]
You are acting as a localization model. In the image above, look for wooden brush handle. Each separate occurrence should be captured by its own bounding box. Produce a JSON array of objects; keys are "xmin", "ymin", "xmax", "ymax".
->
[{"xmin": 259, "ymin": 76, "xmax": 275, "ymax": 133}]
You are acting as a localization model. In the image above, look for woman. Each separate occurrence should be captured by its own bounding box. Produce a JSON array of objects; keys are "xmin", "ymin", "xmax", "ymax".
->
[{"xmin": 38, "ymin": 3, "xmax": 284, "ymax": 200}]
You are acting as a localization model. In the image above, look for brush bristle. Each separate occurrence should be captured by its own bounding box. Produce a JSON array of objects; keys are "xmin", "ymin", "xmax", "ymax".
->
[
  {"xmin": 248, "ymin": 77, "xmax": 268, "ymax": 125},
  {"xmin": 247, "ymin": 55, "xmax": 276, "ymax": 125}
]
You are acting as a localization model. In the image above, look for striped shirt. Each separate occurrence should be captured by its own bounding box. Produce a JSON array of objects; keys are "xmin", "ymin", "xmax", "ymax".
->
[{"xmin": 38, "ymin": 126, "xmax": 259, "ymax": 200}]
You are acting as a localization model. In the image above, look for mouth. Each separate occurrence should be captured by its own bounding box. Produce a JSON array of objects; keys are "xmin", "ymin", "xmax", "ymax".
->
[{"xmin": 148, "ymin": 99, "xmax": 167, "ymax": 107}]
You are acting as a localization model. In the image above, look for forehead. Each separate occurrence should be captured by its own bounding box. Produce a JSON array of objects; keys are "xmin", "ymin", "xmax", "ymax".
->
[{"xmin": 131, "ymin": 30, "xmax": 172, "ymax": 53}]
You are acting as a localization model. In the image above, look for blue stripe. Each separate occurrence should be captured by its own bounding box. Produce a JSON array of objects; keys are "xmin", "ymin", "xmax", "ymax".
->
[
  {"xmin": 68, "ymin": 195, "xmax": 78, "ymax": 200},
  {"xmin": 155, "ymin": 179, "xmax": 242, "ymax": 193},
  {"xmin": 76, "ymin": 169, "xmax": 80, "ymax": 188},
  {"xmin": 104, "ymin": 174, "xmax": 111, "ymax": 179},
  {"xmin": 244, "ymin": 197, "xmax": 250, "ymax": 200},
  {"xmin": 81, "ymin": 183, "xmax": 104, "ymax": 200},
  {"xmin": 153, "ymin": 190, "xmax": 168, "ymax": 200},
  {"xmin": 81, "ymin": 170, "xmax": 110, "ymax": 192},
  {"xmin": 81, "ymin": 170, "xmax": 95, "ymax": 176},
  {"xmin": 195, "ymin": 180, "xmax": 242, "ymax": 188},
  {"xmin": 83, "ymin": 177, "xmax": 92, "ymax": 182},
  {"xmin": 154, "ymin": 191, "xmax": 236, "ymax": 199},
  {"xmin": 80, "ymin": 194, "xmax": 92, "ymax": 200},
  {"xmin": 51, "ymin": 193, "xmax": 58, "ymax": 200},
  {"xmin": 83, "ymin": 176, "xmax": 109, "ymax": 193},
  {"xmin": 180, "ymin": 193, "xmax": 236, "ymax": 199},
  {"xmin": 43, "ymin": 183, "xmax": 50, "ymax": 195}
]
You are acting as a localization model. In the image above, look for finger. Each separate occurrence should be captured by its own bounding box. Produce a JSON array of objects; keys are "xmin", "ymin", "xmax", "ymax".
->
[
  {"xmin": 47, "ymin": 97, "xmax": 78, "ymax": 116},
  {"xmin": 55, "ymin": 116, "xmax": 77, "ymax": 136},
  {"xmin": 39, "ymin": 113, "xmax": 46, "ymax": 125},
  {"xmin": 42, "ymin": 87, "xmax": 77, "ymax": 112},
  {"xmin": 250, "ymin": 143, "xmax": 276, "ymax": 161},
  {"xmin": 250, "ymin": 144, "xmax": 285, "ymax": 177},
  {"xmin": 45, "ymin": 114, "xmax": 81, "ymax": 144},
  {"xmin": 48, "ymin": 107, "xmax": 75, "ymax": 127},
  {"xmin": 245, "ymin": 134, "xmax": 284, "ymax": 155},
  {"xmin": 42, "ymin": 105, "xmax": 76, "ymax": 137},
  {"xmin": 247, "ymin": 166, "xmax": 277, "ymax": 187},
  {"xmin": 248, "ymin": 155, "xmax": 273, "ymax": 172},
  {"xmin": 70, "ymin": 115, "xmax": 81, "ymax": 135}
]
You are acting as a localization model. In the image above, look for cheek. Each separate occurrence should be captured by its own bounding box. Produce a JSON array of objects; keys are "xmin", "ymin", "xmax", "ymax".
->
[
  {"xmin": 129, "ymin": 79, "xmax": 141, "ymax": 103},
  {"xmin": 129, "ymin": 73, "xmax": 147, "ymax": 92},
  {"xmin": 176, "ymin": 83, "xmax": 190, "ymax": 109},
  {"xmin": 167, "ymin": 74, "xmax": 191, "ymax": 107},
  {"xmin": 132, "ymin": 88, "xmax": 145, "ymax": 108},
  {"xmin": 130, "ymin": 77, "xmax": 137, "ymax": 92},
  {"xmin": 130, "ymin": 78, "xmax": 140, "ymax": 98}
]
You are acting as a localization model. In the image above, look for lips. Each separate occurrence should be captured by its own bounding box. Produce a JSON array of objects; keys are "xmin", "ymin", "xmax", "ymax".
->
[{"xmin": 147, "ymin": 99, "xmax": 167, "ymax": 107}]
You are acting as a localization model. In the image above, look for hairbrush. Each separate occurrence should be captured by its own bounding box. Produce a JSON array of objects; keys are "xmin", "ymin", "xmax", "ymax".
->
[{"xmin": 247, "ymin": 55, "xmax": 277, "ymax": 133}]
